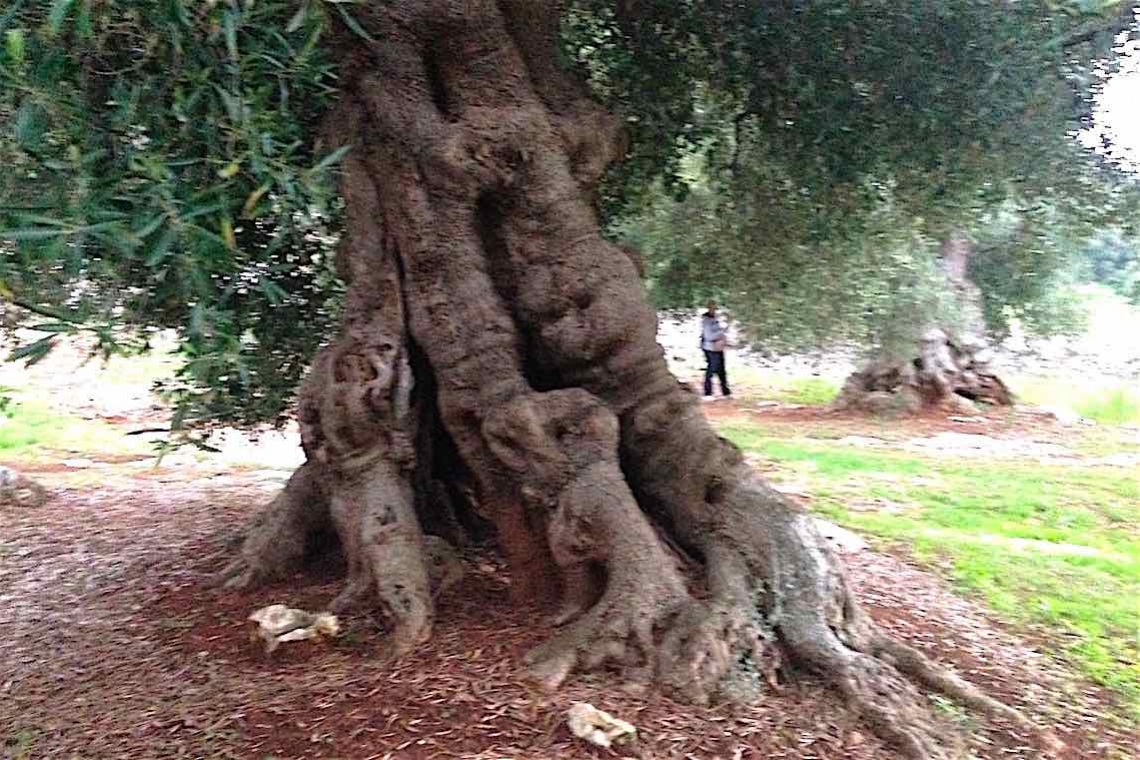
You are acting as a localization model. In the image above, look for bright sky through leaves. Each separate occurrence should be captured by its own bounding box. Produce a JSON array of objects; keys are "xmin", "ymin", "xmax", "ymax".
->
[{"xmin": 1086, "ymin": 10, "xmax": 1140, "ymax": 169}]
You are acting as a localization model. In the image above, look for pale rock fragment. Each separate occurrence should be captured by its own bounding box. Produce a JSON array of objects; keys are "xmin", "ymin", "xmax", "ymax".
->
[
  {"xmin": 248, "ymin": 604, "xmax": 340, "ymax": 653},
  {"xmin": 566, "ymin": 702, "xmax": 637, "ymax": 748}
]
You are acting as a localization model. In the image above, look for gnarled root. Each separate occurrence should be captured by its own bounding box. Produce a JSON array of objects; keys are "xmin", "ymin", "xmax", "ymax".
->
[
  {"xmin": 214, "ymin": 461, "xmax": 332, "ymax": 590},
  {"xmin": 872, "ymin": 634, "xmax": 1059, "ymax": 746},
  {"xmin": 524, "ymin": 462, "xmax": 691, "ymax": 690},
  {"xmin": 656, "ymin": 594, "xmax": 780, "ymax": 706},
  {"xmin": 836, "ymin": 653, "xmax": 961, "ymax": 759},
  {"xmin": 472, "ymin": 388, "xmax": 688, "ymax": 688},
  {"xmin": 694, "ymin": 475, "xmax": 1042, "ymax": 758},
  {"xmin": 327, "ymin": 461, "xmax": 434, "ymax": 655},
  {"xmin": 511, "ymin": 391, "xmax": 779, "ymax": 704},
  {"xmin": 504, "ymin": 388, "xmax": 1027, "ymax": 758}
]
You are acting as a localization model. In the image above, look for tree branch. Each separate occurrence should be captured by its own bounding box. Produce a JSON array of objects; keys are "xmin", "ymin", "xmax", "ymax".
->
[
  {"xmin": 1058, "ymin": 3, "xmax": 1138, "ymax": 51},
  {"xmin": 1, "ymin": 294, "xmax": 76, "ymax": 324},
  {"xmin": 730, "ymin": 110, "xmax": 753, "ymax": 175}
]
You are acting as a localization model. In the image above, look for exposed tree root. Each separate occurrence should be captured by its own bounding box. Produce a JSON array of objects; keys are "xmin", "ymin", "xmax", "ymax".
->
[
  {"xmin": 326, "ymin": 461, "xmax": 432, "ymax": 653},
  {"xmin": 835, "ymin": 654, "xmax": 961, "ymax": 759},
  {"xmin": 214, "ymin": 461, "xmax": 331, "ymax": 590},
  {"xmin": 525, "ymin": 457, "xmax": 691, "ymax": 689},
  {"xmin": 873, "ymin": 634, "xmax": 1059, "ymax": 744}
]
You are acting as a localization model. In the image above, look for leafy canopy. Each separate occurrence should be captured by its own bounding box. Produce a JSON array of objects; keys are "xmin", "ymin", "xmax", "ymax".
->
[
  {"xmin": 589, "ymin": 0, "xmax": 1140, "ymax": 351},
  {"xmin": 2, "ymin": 0, "xmax": 344, "ymax": 425},
  {"xmin": 1, "ymin": 0, "xmax": 1138, "ymax": 425}
]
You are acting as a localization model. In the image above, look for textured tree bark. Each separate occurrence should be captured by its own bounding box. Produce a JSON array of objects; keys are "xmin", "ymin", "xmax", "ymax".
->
[{"xmin": 217, "ymin": 3, "xmax": 1039, "ymax": 757}]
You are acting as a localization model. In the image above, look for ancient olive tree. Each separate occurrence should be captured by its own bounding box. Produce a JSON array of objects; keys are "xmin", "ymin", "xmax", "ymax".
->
[{"xmin": 3, "ymin": 1, "xmax": 1137, "ymax": 757}]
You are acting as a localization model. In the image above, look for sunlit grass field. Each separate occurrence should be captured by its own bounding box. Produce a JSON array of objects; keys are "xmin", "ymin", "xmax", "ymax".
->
[{"xmin": 718, "ymin": 418, "xmax": 1140, "ymax": 722}]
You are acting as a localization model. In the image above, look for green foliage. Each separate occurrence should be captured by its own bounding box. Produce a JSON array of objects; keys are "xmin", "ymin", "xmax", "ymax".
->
[
  {"xmin": 1, "ymin": 0, "xmax": 345, "ymax": 426},
  {"xmin": 576, "ymin": 0, "xmax": 1138, "ymax": 216},
  {"xmin": 614, "ymin": 180, "xmax": 968, "ymax": 356},
  {"xmin": 592, "ymin": 0, "xmax": 1139, "ymax": 349},
  {"xmin": 1080, "ymin": 230, "xmax": 1140, "ymax": 302},
  {"xmin": 969, "ymin": 204, "xmax": 1094, "ymax": 338}
]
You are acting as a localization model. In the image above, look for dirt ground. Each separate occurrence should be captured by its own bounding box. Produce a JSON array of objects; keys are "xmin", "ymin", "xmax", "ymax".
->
[{"xmin": 2, "ymin": 406, "xmax": 1137, "ymax": 759}]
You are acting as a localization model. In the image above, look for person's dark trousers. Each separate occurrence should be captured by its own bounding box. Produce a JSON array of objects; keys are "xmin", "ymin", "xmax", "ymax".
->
[{"xmin": 703, "ymin": 349, "xmax": 730, "ymax": 397}]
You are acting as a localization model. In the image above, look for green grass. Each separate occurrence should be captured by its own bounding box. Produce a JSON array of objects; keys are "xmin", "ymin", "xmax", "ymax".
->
[
  {"xmin": 775, "ymin": 377, "xmax": 841, "ymax": 405},
  {"xmin": 2, "ymin": 728, "xmax": 37, "ymax": 760},
  {"xmin": 0, "ymin": 399, "xmax": 151, "ymax": 459},
  {"xmin": 0, "ymin": 337, "xmax": 178, "ymax": 460},
  {"xmin": 721, "ymin": 366, "xmax": 841, "ymax": 405},
  {"xmin": 1014, "ymin": 376, "xmax": 1140, "ymax": 426},
  {"xmin": 1076, "ymin": 386, "xmax": 1140, "ymax": 426},
  {"xmin": 718, "ymin": 418, "xmax": 1140, "ymax": 721}
]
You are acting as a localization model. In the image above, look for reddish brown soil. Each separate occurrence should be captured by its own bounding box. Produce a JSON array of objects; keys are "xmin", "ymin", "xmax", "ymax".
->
[
  {"xmin": 699, "ymin": 397, "xmax": 1068, "ymax": 439},
  {"xmin": 2, "ymin": 434, "xmax": 1135, "ymax": 759}
]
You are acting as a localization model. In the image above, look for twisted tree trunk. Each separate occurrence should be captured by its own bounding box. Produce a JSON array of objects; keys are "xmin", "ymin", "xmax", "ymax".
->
[{"xmin": 217, "ymin": 4, "xmax": 1038, "ymax": 756}]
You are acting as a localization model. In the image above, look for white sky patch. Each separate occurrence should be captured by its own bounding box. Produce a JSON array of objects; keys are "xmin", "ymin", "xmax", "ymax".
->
[{"xmin": 1082, "ymin": 14, "xmax": 1140, "ymax": 171}]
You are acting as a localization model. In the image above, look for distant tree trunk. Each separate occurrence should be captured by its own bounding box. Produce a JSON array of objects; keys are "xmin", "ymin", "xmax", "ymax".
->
[
  {"xmin": 836, "ymin": 233, "xmax": 1013, "ymax": 416},
  {"xmin": 217, "ymin": 4, "xmax": 1034, "ymax": 756},
  {"xmin": 939, "ymin": 231, "xmax": 987, "ymax": 337}
]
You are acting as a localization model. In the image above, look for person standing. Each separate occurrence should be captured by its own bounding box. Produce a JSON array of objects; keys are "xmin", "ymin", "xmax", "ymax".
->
[{"xmin": 700, "ymin": 301, "xmax": 731, "ymax": 398}]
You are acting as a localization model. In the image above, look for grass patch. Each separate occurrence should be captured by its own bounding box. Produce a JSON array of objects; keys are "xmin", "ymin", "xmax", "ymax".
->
[
  {"xmin": 1014, "ymin": 376, "xmax": 1140, "ymax": 426},
  {"xmin": 775, "ymin": 377, "xmax": 841, "ymax": 405},
  {"xmin": 1076, "ymin": 386, "xmax": 1140, "ymax": 426},
  {"xmin": 2, "ymin": 728, "xmax": 37, "ymax": 760},
  {"xmin": 715, "ymin": 366, "xmax": 841, "ymax": 405},
  {"xmin": 0, "ymin": 399, "xmax": 151, "ymax": 459},
  {"xmin": 718, "ymin": 419, "xmax": 1140, "ymax": 721}
]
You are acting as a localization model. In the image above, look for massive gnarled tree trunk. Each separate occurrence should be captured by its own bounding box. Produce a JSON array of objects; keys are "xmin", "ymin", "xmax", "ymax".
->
[{"xmin": 216, "ymin": 4, "xmax": 1036, "ymax": 757}]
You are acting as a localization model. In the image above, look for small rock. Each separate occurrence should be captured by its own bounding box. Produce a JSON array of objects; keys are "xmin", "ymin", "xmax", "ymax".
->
[
  {"xmin": 248, "ymin": 604, "xmax": 339, "ymax": 654},
  {"xmin": 567, "ymin": 702, "xmax": 637, "ymax": 749}
]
